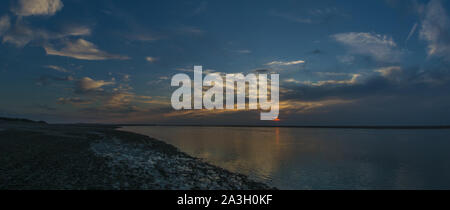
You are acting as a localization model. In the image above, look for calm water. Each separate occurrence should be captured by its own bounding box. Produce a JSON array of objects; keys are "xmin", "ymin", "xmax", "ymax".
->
[{"xmin": 119, "ymin": 126, "xmax": 450, "ymax": 189}]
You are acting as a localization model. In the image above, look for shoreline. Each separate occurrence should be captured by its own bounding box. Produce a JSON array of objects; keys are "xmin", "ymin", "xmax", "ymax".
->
[
  {"xmin": 0, "ymin": 121, "xmax": 273, "ymax": 190},
  {"xmin": 82, "ymin": 123, "xmax": 450, "ymax": 130}
]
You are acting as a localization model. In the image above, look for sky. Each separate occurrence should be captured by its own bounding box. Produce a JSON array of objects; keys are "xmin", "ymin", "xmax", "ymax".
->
[{"xmin": 0, "ymin": 0, "xmax": 450, "ymax": 125}]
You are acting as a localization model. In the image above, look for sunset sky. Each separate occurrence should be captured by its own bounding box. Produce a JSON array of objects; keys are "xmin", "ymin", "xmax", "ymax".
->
[{"xmin": 1, "ymin": 0, "xmax": 450, "ymax": 125}]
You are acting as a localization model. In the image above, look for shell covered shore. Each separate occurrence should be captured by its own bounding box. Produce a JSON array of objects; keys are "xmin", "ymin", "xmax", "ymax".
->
[{"xmin": 0, "ymin": 120, "xmax": 272, "ymax": 190}]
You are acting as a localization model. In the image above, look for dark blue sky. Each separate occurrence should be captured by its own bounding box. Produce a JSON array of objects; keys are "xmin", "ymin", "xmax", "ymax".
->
[{"xmin": 0, "ymin": 0, "xmax": 449, "ymax": 125}]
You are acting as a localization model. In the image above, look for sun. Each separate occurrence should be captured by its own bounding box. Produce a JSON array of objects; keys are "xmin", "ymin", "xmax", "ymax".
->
[{"xmin": 273, "ymin": 118, "xmax": 281, "ymax": 122}]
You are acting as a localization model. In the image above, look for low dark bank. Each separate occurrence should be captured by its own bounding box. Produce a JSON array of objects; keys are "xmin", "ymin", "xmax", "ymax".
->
[
  {"xmin": 112, "ymin": 124, "xmax": 450, "ymax": 130},
  {"xmin": 0, "ymin": 118, "xmax": 271, "ymax": 190}
]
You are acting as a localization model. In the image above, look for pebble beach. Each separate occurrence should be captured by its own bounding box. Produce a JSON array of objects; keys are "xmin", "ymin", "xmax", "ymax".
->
[{"xmin": 0, "ymin": 119, "xmax": 272, "ymax": 190}]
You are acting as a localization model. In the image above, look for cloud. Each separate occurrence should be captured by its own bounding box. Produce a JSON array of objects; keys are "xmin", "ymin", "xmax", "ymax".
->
[
  {"xmin": 332, "ymin": 32, "xmax": 402, "ymax": 62},
  {"xmin": 76, "ymin": 77, "xmax": 115, "ymax": 93},
  {"xmin": 281, "ymin": 63, "xmax": 450, "ymax": 104},
  {"xmin": 177, "ymin": 26, "xmax": 204, "ymax": 35},
  {"xmin": 104, "ymin": 92, "xmax": 135, "ymax": 108},
  {"xmin": 406, "ymin": 22, "xmax": 418, "ymax": 42},
  {"xmin": 88, "ymin": 91, "xmax": 167, "ymax": 115},
  {"xmin": 174, "ymin": 67, "xmax": 222, "ymax": 75},
  {"xmin": 57, "ymin": 97, "xmax": 92, "ymax": 105},
  {"xmin": 0, "ymin": 15, "xmax": 10, "ymax": 36},
  {"xmin": 0, "ymin": 0, "xmax": 91, "ymax": 49},
  {"xmin": 122, "ymin": 74, "xmax": 131, "ymax": 82},
  {"xmin": 284, "ymin": 78, "xmax": 302, "ymax": 84},
  {"xmin": 279, "ymin": 99, "xmax": 355, "ymax": 114},
  {"xmin": 127, "ymin": 33, "xmax": 162, "ymax": 42},
  {"xmin": 36, "ymin": 75, "xmax": 73, "ymax": 86},
  {"xmin": 419, "ymin": 0, "xmax": 450, "ymax": 61},
  {"xmin": 265, "ymin": 60, "xmax": 305, "ymax": 66},
  {"xmin": 337, "ymin": 55, "xmax": 355, "ymax": 64},
  {"xmin": 54, "ymin": 72, "xmax": 168, "ymax": 117},
  {"xmin": 1, "ymin": 19, "xmax": 91, "ymax": 47},
  {"xmin": 2, "ymin": 21, "xmax": 36, "ymax": 47},
  {"xmin": 44, "ymin": 65, "xmax": 71, "ymax": 73},
  {"xmin": 145, "ymin": 56, "xmax": 158, "ymax": 63},
  {"xmin": 78, "ymin": 90, "xmax": 167, "ymax": 116},
  {"xmin": 61, "ymin": 26, "xmax": 91, "ymax": 37},
  {"xmin": 45, "ymin": 39, "xmax": 130, "ymax": 60},
  {"xmin": 12, "ymin": 0, "xmax": 63, "ymax": 17},
  {"xmin": 251, "ymin": 69, "xmax": 272, "ymax": 74},
  {"xmin": 83, "ymin": 62, "xmax": 450, "ymax": 124},
  {"xmin": 290, "ymin": 74, "xmax": 361, "ymax": 87},
  {"xmin": 375, "ymin": 66, "xmax": 402, "ymax": 78},
  {"xmin": 278, "ymin": 63, "xmax": 450, "ymax": 125}
]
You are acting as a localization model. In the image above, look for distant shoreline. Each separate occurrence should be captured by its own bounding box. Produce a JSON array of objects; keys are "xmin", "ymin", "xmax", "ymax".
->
[
  {"xmin": 110, "ymin": 124, "xmax": 450, "ymax": 130},
  {"xmin": 4, "ymin": 116, "xmax": 450, "ymax": 129}
]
